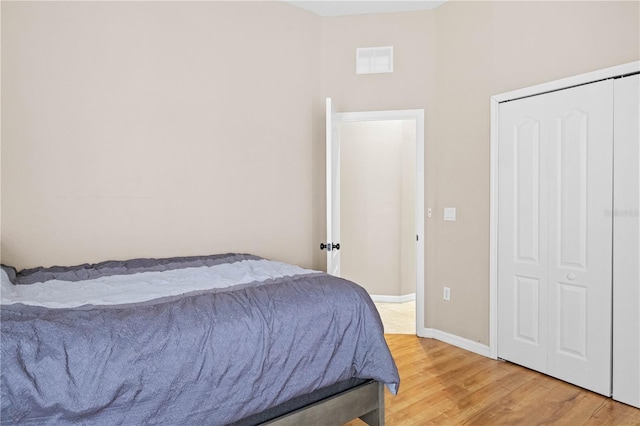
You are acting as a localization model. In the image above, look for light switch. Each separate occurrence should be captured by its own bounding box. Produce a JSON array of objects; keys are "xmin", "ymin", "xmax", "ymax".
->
[{"xmin": 444, "ymin": 207, "xmax": 456, "ymax": 221}]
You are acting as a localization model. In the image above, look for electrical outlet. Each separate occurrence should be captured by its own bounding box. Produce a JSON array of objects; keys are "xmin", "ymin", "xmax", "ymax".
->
[{"xmin": 443, "ymin": 287, "xmax": 451, "ymax": 301}]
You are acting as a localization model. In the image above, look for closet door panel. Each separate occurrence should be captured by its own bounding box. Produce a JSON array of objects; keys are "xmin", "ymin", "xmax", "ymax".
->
[
  {"xmin": 612, "ymin": 74, "xmax": 640, "ymax": 408},
  {"xmin": 497, "ymin": 96, "xmax": 549, "ymax": 372},
  {"xmin": 557, "ymin": 109, "xmax": 588, "ymax": 269},
  {"xmin": 515, "ymin": 119, "xmax": 541, "ymax": 264},
  {"xmin": 546, "ymin": 80, "xmax": 613, "ymax": 396}
]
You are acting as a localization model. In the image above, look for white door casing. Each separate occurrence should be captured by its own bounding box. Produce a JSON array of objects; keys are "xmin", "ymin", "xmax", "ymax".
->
[{"xmin": 497, "ymin": 80, "xmax": 614, "ymax": 396}]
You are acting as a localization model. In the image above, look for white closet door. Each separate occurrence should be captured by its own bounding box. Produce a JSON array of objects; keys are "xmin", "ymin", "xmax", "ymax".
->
[
  {"xmin": 545, "ymin": 80, "xmax": 613, "ymax": 396},
  {"xmin": 612, "ymin": 74, "xmax": 640, "ymax": 408},
  {"xmin": 498, "ymin": 80, "xmax": 614, "ymax": 396},
  {"xmin": 497, "ymin": 93, "xmax": 550, "ymax": 373}
]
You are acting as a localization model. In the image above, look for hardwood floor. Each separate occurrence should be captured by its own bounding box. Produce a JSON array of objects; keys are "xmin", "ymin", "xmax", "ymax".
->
[{"xmin": 346, "ymin": 335, "xmax": 640, "ymax": 425}]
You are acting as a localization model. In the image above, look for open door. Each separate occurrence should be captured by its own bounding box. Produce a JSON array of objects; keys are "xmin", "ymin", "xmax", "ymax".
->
[{"xmin": 325, "ymin": 98, "xmax": 341, "ymax": 276}]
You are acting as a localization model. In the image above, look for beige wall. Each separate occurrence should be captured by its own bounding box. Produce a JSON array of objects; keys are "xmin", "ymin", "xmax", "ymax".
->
[
  {"xmin": 2, "ymin": 1, "xmax": 638, "ymax": 346},
  {"xmin": 321, "ymin": 1, "xmax": 639, "ymax": 345},
  {"xmin": 339, "ymin": 120, "xmax": 415, "ymax": 297},
  {"xmin": 1, "ymin": 1, "xmax": 322, "ymax": 269}
]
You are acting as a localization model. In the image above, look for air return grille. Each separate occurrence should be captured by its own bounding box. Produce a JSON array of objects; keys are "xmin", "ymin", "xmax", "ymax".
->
[{"xmin": 356, "ymin": 46, "xmax": 394, "ymax": 74}]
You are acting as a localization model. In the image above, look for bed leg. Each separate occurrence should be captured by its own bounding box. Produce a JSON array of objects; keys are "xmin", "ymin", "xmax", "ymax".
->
[{"xmin": 358, "ymin": 382, "xmax": 385, "ymax": 426}]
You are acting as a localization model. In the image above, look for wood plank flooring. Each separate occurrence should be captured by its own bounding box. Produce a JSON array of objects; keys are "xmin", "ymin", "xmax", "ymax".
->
[{"xmin": 346, "ymin": 335, "xmax": 640, "ymax": 425}]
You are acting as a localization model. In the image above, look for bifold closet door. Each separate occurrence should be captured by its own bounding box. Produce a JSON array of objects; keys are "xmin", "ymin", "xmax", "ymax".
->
[
  {"xmin": 498, "ymin": 80, "xmax": 614, "ymax": 396},
  {"xmin": 612, "ymin": 74, "xmax": 640, "ymax": 408}
]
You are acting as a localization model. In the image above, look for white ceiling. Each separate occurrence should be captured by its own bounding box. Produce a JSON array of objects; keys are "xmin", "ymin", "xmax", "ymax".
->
[{"xmin": 283, "ymin": 1, "xmax": 447, "ymax": 17}]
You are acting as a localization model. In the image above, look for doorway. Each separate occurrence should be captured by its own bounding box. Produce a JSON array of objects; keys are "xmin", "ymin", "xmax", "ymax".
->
[
  {"xmin": 340, "ymin": 120, "xmax": 416, "ymax": 334},
  {"xmin": 325, "ymin": 100, "xmax": 425, "ymax": 336}
]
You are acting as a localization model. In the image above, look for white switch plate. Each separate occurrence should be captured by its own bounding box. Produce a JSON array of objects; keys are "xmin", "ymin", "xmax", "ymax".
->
[
  {"xmin": 444, "ymin": 207, "xmax": 456, "ymax": 221},
  {"xmin": 443, "ymin": 287, "xmax": 451, "ymax": 301}
]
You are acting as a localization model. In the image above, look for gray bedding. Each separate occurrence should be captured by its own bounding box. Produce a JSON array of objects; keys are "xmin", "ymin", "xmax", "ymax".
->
[{"xmin": 1, "ymin": 254, "xmax": 399, "ymax": 425}]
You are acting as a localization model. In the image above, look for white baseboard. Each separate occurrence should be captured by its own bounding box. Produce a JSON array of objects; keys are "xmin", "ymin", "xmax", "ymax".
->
[
  {"xmin": 370, "ymin": 293, "xmax": 416, "ymax": 303},
  {"xmin": 418, "ymin": 327, "xmax": 492, "ymax": 359}
]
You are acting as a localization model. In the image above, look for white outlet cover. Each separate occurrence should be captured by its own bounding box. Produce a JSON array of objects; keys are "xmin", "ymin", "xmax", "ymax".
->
[{"xmin": 444, "ymin": 207, "xmax": 456, "ymax": 221}]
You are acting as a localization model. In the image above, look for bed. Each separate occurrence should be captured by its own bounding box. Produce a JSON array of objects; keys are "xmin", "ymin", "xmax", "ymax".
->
[{"xmin": 0, "ymin": 253, "xmax": 399, "ymax": 425}]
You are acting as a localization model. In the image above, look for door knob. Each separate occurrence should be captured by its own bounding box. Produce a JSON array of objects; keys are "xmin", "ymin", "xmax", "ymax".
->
[{"xmin": 567, "ymin": 273, "xmax": 576, "ymax": 281}]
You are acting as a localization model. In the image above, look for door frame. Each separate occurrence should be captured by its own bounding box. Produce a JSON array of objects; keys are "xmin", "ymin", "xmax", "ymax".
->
[
  {"xmin": 332, "ymin": 107, "xmax": 426, "ymax": 337},
  {"xmin": 489, "ymin": 61, "xmax": 640, "ymax": 359}
]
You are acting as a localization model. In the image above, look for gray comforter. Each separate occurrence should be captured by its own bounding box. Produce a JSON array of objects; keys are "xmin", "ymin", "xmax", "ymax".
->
[{"xmin": 1, "ymin": 254, "xmax": 399, "ymax": 425}]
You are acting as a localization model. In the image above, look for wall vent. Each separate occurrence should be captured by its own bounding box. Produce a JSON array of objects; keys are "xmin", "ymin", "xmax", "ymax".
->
[{"xmin": 356, "ymin": 46, "xmax": 393, "ymax": 75}]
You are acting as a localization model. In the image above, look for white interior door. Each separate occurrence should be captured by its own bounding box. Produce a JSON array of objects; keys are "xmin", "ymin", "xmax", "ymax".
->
[
  {"xmin": 612, "ymin": 74, "xmax": 640, "ymax": 408},
  {"xmin": 498, "ymin": 80, "xmax": 614, "ymax": 396},
  {"xmin": 326, "ymin": 98, "xmax": 341, "ymax": 276}
]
